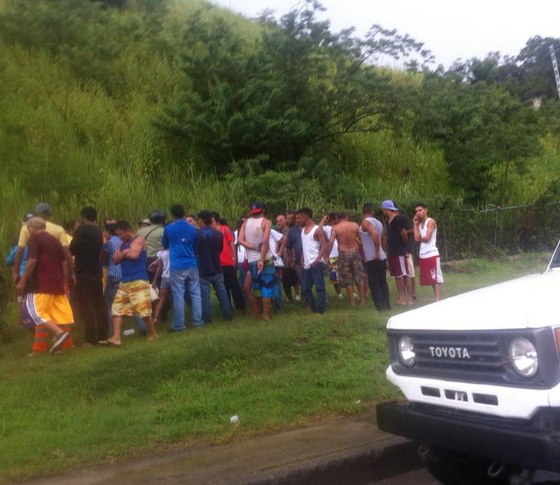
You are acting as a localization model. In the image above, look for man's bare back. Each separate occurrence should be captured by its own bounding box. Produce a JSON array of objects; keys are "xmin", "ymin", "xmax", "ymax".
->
[{"xmin": 332, "ymin": 220, "xmax": 360, "ymax": 252}]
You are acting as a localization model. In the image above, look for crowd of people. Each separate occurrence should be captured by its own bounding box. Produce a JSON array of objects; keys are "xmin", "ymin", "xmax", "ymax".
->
[{"xmin": 6, "ymin": 199, "xmax": 443, "ymax": 355}]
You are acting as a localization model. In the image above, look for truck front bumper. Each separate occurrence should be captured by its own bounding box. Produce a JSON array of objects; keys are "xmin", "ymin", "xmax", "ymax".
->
[{"xmin": 377, "ymin": 401, "xmax": 560, "ymax": 472}]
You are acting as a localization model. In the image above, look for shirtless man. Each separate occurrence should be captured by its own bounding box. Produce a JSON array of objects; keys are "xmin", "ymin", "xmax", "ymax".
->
[{"xmin": 328, "ymin": 212, "xmax": 365, "ymax": 305}]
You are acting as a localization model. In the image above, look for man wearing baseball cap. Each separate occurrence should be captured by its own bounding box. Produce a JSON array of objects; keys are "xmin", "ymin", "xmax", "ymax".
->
[
  {"xmin": 382, "ymin": 200, "xmax": 413, "ymax": 306},
  {"xmin": 12, "ymin": 203, "xmax": 75, "ymax": 288},
  {"xmin": 238, "ymin": 201, "xmax": 276, "ymax": 320}
]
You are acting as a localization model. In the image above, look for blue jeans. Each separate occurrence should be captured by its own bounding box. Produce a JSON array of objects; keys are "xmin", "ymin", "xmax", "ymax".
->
[
  {"xmin": 302, "ymin": 263, "xmax": 326, "ymax": 314},
  {"xmin": 274, "ymin": 267, "xmax": 283, "ymax": 311},
  {"xmin": 200, "ymin": 273, "xmax": 233, "ymax": 323},
  {"xmin": 237, "ymin": 263, "xmax": 247, "ymax": 295},
  {"xmin": 170, "ymin": 268, "xmax": 203, "ymax": 329}
]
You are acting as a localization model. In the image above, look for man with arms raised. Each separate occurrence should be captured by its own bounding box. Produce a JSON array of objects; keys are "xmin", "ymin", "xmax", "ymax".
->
[
  {"xmin": 360, "ymin": 204, "xmax": 391, "ymax": 312},
  {"xmin": 413, "ymin": 203, "xmax": 443, "ymax": 301},
  {"xmin": 328, "ymin": 212, "xmax": 365, "ymax": 305},
  {"xmin": 107, "ymin": 221, "xmax": 158, "ymax": 346},
  {"xmin": 16, "ymin": 217, "xmax": 73, "ymax": 355},
  {"xmin": 297, "ymin": 208, "xmax": 328, "ymax": 314},
  {"xmin": 239, "ymin": 201, "xmax": 276, "ymax": 320},
  {"xmin": 382, "ymin": 200, "xmax": 413, "ymax": 306}
]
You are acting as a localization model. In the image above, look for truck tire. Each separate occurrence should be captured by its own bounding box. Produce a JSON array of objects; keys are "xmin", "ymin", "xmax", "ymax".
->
[{"xmin": 424, "ymin": 448, "xmax": 510, "ymax": 485}]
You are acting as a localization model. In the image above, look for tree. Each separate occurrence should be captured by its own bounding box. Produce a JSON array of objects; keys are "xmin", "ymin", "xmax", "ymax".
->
[
  {"xmin": 413, "ymin": 70, "xmax": 542, "ymax": 204},
  {"xmin": 157, "ymin": 1, "xmax": 431, "ymax": 173}
]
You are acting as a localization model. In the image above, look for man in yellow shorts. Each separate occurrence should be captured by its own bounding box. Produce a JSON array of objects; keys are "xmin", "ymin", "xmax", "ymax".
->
[
  {"xmin": 107, "ymin": 221, "xmax": 158, "ymax": 347},
  {"xmin": 16, "ymin": 217, "xmax": 74, "ymax": 355}
]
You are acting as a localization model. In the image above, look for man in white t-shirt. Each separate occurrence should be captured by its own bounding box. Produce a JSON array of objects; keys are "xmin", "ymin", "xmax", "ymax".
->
[
  {"xmin": 151, "ymin": 249, "xmax": 170, "ymax": 325},
  {"xmin": 320, "ymin": 213, "xmax": 343, "ymax": 300},
  {"xmin": 268, "ymin": 222, "xmax": 286, "ymax": 311},
  {"xmin": 297, "ymin": 207, "xmax": 328, "ymax": 314}
]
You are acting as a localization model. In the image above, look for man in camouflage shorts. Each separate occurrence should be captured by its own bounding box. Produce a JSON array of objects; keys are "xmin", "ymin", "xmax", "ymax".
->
[{"xmin": 327, "ymin": 213, "xmax": 366, "ymax": 305}]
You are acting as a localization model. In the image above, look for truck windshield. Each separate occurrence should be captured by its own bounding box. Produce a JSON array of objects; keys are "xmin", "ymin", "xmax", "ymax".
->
[{"xmin": 548, "ymin": 240, "xmax": 560, "ymax": 271}]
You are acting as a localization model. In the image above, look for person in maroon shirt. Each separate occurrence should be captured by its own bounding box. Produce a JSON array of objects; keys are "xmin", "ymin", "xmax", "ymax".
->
[{"xmin": 16, "ymin": 217, "xmax": 74, "ymax": 355}]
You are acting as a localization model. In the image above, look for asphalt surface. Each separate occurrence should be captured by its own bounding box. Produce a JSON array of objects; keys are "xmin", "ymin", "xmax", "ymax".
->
[{"xmin": 370, "ymin": 469, "xmax": 438, "ymax": 485}]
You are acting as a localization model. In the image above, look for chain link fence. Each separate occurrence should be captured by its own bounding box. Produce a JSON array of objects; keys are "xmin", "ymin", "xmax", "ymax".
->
[{"xmin": 430, "ymin": 203, "xmax": 560, "ymax": 261}]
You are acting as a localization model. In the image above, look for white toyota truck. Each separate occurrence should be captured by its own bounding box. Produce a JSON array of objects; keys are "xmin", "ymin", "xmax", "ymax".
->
[{"xmin": 377, "ymin": 249, "xmax": 560, "ymax": 485}]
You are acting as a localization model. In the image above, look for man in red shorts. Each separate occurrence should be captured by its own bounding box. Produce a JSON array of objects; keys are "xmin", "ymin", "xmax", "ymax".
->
[
  {"xmin": 413, "ymin": 203, "xmax": 443, "ymax": 301},
  {"xmin": 16, "ymin": 217, "xmax": 74, "ymax": 355},
  {"xmin": 382, "ymin": 200, "xmax": 413, "ymax": 307}
]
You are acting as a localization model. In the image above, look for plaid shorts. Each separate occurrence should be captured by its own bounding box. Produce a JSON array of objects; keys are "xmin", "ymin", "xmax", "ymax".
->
[{"xmin": 112, "ymin": 280, "xmax": 152, "ymax": 318}]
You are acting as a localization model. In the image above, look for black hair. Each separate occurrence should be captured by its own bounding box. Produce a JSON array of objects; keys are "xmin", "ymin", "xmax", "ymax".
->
[
  {"xmin": 415, "ymin": 202, "xmax": 428, "ymax": 209},
  {"xmin": 115, "ymin": 220, "xmax": 132, "ymax": 232},
  {"xmin": 219, "ymin": 218, "xmax": 229, "ymax": 227},
  {"xmin": 187, "ymin": 214, "xmax": 198, "ymax": 221},
  {"xmin": 63, "ymin": 219, "xmax": 78, "ymax": 232},
  {"xmin": 338, "ymin": 211, "xmax": 347, "ymax": 219},
  {"xmin": 170, "ymin": 204, "xmax": 185, "ymax": 219},
  {"xmin": 149, "ymin": 209, "xmax": 166, "ymax": 225},
  {"xmin": 105, "ymin": 223, "xmax": 118, "ymax": 236},
  {"xmin": 236, "ymin": 219, "xmax": 244, "ymax": 230},
  {"xmin": 81, "ymin": 206, "xmax": 97, "ymax": 222},
  {"xmin": 197, "ymin": 210, "xmax": 213, "ymax": 226},
  {"xmin": 328, "ymin": 212, "xmax": 338, "ymax": 220},
  {"xmin": 210, "ymin": 211, "xmax": 220, "ymax": 222},
  {"xmin": 287, "ymin": 210, "xmax": 296, "ymax": 216},
  {"xmin": 276, "ymin": 213, "xmax": 287, "ymax": 219},
  {"xmin": 296, "ymin": 207, "xmax": 313, "ymax": 219},
  {"xmin": 362, "ymin": 203, "xmax": 375, "ymax": 215}
]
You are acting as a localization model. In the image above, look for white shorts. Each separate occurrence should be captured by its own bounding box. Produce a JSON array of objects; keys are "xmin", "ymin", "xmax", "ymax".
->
[{"xmin": 406, "ymin": 254, "xmax": 415, "ymax": 278}]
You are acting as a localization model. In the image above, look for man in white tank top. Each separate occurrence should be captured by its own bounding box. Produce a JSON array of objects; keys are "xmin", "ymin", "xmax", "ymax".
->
[
  {"xmin": 239, "ymin": 202, "xmax": 276, "ymax": 320},
  {"xmin": 296, "ymin": 207, "xmax": 328, "ymax": 314},
  {"xmin": 413, "ymin": 203, "xmax": 443, "ymax": 301}
]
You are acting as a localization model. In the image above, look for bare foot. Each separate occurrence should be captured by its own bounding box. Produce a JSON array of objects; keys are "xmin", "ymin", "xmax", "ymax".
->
[
  {"xmin": 147, "ymin": 334, "xmax": 159, "ymax": 341},
  {"xmin": 107, "ymin": 338, "xmax": 122, "ymax": 347}
]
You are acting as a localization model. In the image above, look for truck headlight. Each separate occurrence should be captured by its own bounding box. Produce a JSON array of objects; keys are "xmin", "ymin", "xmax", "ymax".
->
[
  {"xmin": 398, "ymin": 336, "xmax": 416, "ymax": 367},
  {"xmin": 509, "ymin": 338, "xmax": 538, "ymax": 378}
]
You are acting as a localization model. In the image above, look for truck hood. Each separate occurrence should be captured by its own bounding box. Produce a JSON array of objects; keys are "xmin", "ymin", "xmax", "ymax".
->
[{"xmin": 388, "ymin": 270, "xmax": 560, "ymax": 331}]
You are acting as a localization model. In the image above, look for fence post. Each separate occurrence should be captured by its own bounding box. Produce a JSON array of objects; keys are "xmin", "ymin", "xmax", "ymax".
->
[
  {"xmin": 442, "ymin": 210, "xmax": 448, "ymax": 261},
  {"xmin": 493, "ymin": 207, "xmax": 501, "ymax": 249}
]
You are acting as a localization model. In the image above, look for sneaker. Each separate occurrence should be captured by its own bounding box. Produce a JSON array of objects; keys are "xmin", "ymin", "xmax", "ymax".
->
[
  {"xmin": 49, "ymin": 332, "xmax": 70, "ymax": 355},
  {"xmin": 338, "ymin": 293, "xmax": 344, "ymax": 300},
  {"xmin": 295, "ymin": 295, "xmax": 301, "ymax": 301}
]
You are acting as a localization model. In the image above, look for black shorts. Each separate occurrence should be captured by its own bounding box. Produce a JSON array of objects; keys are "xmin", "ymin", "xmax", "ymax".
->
[{"xmin": 282, "ymin": 267, "xmax": 299, "ymax": 286}]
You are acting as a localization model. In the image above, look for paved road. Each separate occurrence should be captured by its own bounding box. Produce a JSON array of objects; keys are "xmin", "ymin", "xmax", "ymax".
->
[{"xmin": 369, "ymin": 468, "xmax": 438, "ymax": 485}]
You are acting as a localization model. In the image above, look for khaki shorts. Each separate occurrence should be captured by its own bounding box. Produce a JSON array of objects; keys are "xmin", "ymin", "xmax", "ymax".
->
[
  {"xmin": 112, "ymin": 280, "xmax": 152, "ymax": 318},
  {"xmin": 406, "ymin": 254, "xmax": 416, "ymax": 278},
  {"xmin": 338, "ymin": 250, "xmax": 364, "ymax": 288}
]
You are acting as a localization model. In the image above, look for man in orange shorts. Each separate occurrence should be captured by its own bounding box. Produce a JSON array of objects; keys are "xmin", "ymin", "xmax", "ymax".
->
[{"xmin": 17, "ymin": 217, "xmax": 74, "ymax": 355}]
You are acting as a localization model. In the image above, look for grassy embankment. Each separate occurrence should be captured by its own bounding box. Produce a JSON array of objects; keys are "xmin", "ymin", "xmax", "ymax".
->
[{"xmin": 0, "ymin": 253, "xmax": 549, "ymax": 483}]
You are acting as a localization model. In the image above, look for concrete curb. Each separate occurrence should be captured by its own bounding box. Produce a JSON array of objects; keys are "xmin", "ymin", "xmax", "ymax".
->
[{"xmin": 236, "ymin": 439, "xmax": 421, "ymax": 485}]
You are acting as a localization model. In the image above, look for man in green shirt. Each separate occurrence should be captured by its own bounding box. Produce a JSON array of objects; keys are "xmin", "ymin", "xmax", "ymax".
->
[{"xmin": 136, "ymin": 209, "xmax": 166, "ymax": 282}]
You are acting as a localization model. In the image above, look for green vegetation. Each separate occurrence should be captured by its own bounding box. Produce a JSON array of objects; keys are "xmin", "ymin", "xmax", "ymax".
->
[
  {"xmin": 0, "ymin": 254, "xmax": 548, "ymax": 483},
  {"xmin": 0, "ymin": 0, "xmax": 559, "ymax": 246}
]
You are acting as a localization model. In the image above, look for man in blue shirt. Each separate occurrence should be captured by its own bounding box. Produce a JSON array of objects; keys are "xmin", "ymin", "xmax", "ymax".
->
[{"xmin": 162, "ymin": 204, "xmax": 203, "ymax": 330}]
